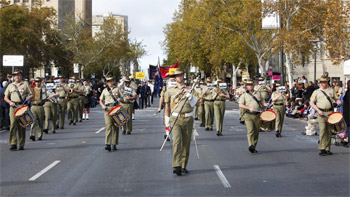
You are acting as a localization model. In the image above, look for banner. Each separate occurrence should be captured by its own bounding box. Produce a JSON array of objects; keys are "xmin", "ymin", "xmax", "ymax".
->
[
  {"xmin": 135, "ymin": 72, "xmax": 145, "ymax": 79},
  {"xmin": 160, "ymin": 62, "xmax": 179, "ymax": 78}
]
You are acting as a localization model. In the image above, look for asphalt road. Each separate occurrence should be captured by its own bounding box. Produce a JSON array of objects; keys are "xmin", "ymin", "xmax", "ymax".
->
[{"xmin": 0, "ymin": 98, "xmax": 349, "ymax": 196}]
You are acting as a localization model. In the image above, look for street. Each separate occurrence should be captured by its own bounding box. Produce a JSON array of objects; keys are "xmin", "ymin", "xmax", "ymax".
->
[{"xmin": 0, "ymin": 98, "xmax": 349, "ymax": 196}]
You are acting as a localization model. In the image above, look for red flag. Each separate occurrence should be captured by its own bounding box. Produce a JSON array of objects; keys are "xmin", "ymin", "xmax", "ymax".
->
[{"xmin": 160, "ymin": 62, "xmax": 179, "ymax": 78}]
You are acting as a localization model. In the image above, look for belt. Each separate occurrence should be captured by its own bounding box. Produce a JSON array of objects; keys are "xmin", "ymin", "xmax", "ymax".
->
[
  {"xmin": 319, "ymin": 108, "xmax": 333, "ymax": 112},
  {"xmin": 70, "ymin": 96, "xmax": 78, "ymax": 99},
  {"xmin": 105, "ymin": 103, "xmax": 117, "ymax": 107},
  {"xmin": 59, "ymin": 97, "xmax": 66, "ymax": 99},
  {"xmin": 215, "ymin": 99, "xmax": 226, "ymax": 101},
  {"xmin": 32, "ymin": 103, "xmax": 44, "ymax": 106},
  {"xmin": 204, "ymin": 99, "xmax": 214, "ymax": 102},
  {"xmin": 274, "ymin": 103, "xmax": 284, "ymax": 106},
  {"xmin": 171, "ymin": 112, "xmax": 193, "ymax": 118},
  {"xmin": 246, "ymin": 111, "xmax": 260, "ymax": 115}
]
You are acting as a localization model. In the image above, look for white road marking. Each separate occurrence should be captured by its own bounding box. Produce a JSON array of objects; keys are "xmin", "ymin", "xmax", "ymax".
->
[
  {"xmin": 213, "ymin": 165, "xmax": 231, "ymax": 189},
  {"xmin": 95, "ymin": 127, "xmax": 105, "ymax": 134},
  {"xmin": 29, "ymin": 160, "xmax": 61, "ymax": 181}
]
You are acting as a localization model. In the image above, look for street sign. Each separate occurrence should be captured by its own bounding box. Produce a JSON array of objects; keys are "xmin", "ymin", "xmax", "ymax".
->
[
  {"xmin": 73, "ymin": 63, "xmax": 79, "ymax": 74},
  {"xmin": 3, "ymin": 55, "xmax": 24, "ymax": 66},
  {"xmin": 135, "ymin": 72, "xmax": 145, "ymax": 79}
]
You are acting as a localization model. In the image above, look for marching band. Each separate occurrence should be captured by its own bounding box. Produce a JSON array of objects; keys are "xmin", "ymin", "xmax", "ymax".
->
[{"xmin": 1, "ymin": 67, "xmax": 348, "ymax": 177}]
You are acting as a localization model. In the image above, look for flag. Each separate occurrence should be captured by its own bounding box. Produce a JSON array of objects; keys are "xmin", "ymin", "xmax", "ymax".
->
[
  {"xmin": 160, "ymin": 62, "xmax": 179, "ymax": 78},
  {"xmin": 154, "ymin": 57, "xmax": 163, "ymax": 95},
  {"xmin": 148, "ymin": 65, "xmax": 158, "ymax": 80}
]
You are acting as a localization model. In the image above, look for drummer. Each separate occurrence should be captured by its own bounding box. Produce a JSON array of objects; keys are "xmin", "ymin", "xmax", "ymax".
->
[
  {"xmin": 99, "ymin": 75, "xmax": 122, "ymax": 151},
  {"xmin": 239, "ymin": 78, "xmax": 267, "ymax": 153},
  {"xmin": 310, "ymin": 75, "xmax": 342, "ymax": 156},
  {"xmin": 271, "ymin": 83, "xmax": 288, "ymax": 137},
  {"xmin": 4, "ymin": 69, "xmax": 33, "ymax": 151}
]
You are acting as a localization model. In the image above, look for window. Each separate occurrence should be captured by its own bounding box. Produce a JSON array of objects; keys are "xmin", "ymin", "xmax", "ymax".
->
[{"xmin": 14, "ymin": 0, "xmax": 20, "ymax": 3}]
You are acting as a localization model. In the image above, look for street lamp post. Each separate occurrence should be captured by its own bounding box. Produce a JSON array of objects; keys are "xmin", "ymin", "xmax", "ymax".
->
[{"xmin": 311, "ymin": 40, "xmax": 320, "ymax": 87}]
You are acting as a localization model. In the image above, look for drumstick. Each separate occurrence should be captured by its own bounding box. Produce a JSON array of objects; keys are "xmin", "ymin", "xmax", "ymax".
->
[
  {"xmin": 21, "ymin": 94, "xmax": 31, "ymax": 106},
  {"xmin": 265, "ymin": 99, "xmax": 272, "ymax": 111},
  {"xmin": 153, "ymin": 111, "xmax": 160, "ymax": 116},
  {"xmin": 323, "ymin": 114, "xmax": 329, "ymax": 118}
]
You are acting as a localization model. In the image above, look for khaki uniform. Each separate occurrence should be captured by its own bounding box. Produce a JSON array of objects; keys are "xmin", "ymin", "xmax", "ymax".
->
[
  {"xmin": 56, "ymin": 84, "xmax": 67, "ymax": 128},
  {"xmin": 203, "ymin": 86, "xmax": 215, "ymax": 129},
  {"xmin": 237, "ymin": 86, "xmax": 247, "ymax": 122},
  {"xmin": 30, "ymin": 87, "xmax": 45, "ymax": 138},
  {"xmin": 214, "ymin": 88, "xmax": 229, "ymax": 133},
  {"xmin": 120, "ymin": 86, "xmax": 137, "ymax": 132},
  {"xmin": 4, "ymin": 81, "xmax": 33, "ymax": 148},
  {"xmin": 271, "ymin": 91, "xmax": 286, "ymax": 134},
  {"xmin": 194, "ymin": 87, "xmax": 201, "ymax": 119},
  {"xmin": 77, "ymin": 83, "xmax": 84, "ymax": 121},
  {"xmin": 164, "ymin": 85, "xmax": 193, "ymax": 168},
  {"xmin": 44, "ymin": 87, "xmax": 58, "ymax": 133},
  {"xmin": 194, "ymin": 86, "xmax": 205, "ymax": 125},
  {"xmin": 67, "ymin": 83, "xmax": 80, "ymax": 124},
  {"xmin": 239, "ymin": 91, "xmax": 264, "ymax": 147},
  {"xmin": 255, "ymin": 85, "xmax": 270, "ymax": 102},
  {"xmin": 311, "ymin": 88, "xmax": 338, "ymax": 151},
  {"xmin": 100, "ymin": 86, "xmax": 122, "ymax": 145}
]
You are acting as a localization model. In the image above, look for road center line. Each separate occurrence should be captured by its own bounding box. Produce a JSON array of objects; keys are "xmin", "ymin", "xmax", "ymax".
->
[
  {"xmin": 213, "ymin": 165, "xmax": 231, "ymax": 189},
  {"xmin": 95, "ymin": 127, "xmax": 105, "ymax": 134},
  {"xmin": 29, "ymin": 160, "xmax": 61, "ymax": 181}
]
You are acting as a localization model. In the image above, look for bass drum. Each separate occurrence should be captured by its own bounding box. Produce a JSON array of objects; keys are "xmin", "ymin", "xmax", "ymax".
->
[{"xmin": 259, "ymin": 110, "xmax": 276, "ymax": 132}]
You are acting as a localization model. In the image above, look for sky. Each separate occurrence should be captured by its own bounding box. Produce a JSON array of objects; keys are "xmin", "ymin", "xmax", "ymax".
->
[{"xmin": 92, "ymin": 0, "xmax": 181, "ymax": 77}]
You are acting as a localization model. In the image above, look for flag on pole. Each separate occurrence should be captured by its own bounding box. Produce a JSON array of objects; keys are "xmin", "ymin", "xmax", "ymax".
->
[{"xmin": 160, "ymin": 61, "xmax": 178, "ymax": 78}]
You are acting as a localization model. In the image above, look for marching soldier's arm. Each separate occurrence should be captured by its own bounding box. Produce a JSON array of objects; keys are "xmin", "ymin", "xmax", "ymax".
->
[
  {"xmin": 238, "ymin": 94, "xmax": 255, "ymax": 112},
  {"xmin": 164, "ymin": 91, "xmax": 171, "ymax": 127},
  {"xmin": 26, "ymin": 84, "xmax": 34, "ymax": 101},
  {"xmin": 99, "ymin": 89, "xmax": 108, "ymax": 110},
  {"xmin": 212, "ymin": 89, "xmax": 218, "ymax": 100},
  {"xmin": 4, "ymin": 94, "xmax": 15, "ymax": 107},
  {"xmin": 310, "ymin": 91, "xmax": 322, "ymax": 115}
]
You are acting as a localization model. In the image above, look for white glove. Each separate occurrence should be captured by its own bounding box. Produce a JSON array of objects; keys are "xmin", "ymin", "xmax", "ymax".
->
[
  {"xmin": 189, "ymin": 96, "xmax": 198, "ymax": 107},
  {"xmin": 164, "ymin": 116, "xmax": 170, "ymax": 127},
  {"xmin": 186, "ymin": 92, "xmax": 193, "ymax": 100}
]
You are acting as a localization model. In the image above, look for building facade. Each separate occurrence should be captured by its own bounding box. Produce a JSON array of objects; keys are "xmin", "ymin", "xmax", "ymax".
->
[{"xmin": 6, "ymin": 0, "xmax": 92, "ymax": 78}]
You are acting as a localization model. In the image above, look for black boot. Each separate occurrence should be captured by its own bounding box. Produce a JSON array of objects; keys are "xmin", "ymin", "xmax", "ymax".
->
[
  {"xmin": 9, "ymin": 145, "xmax": 17, "ymax": 151},
  {"xmin": 105, "ymin": 145, "xmax": 111, "ymax": 152},
  {"xmin": 30, "ymin": 136, "xmax": 35, "ymax": 141},
  {"xmin": 319, "ymin": 149, "xmax": 327, "ymax": 156},
  {"xmin": 112, "ymin": 145, "xmax": 117, "ymax": 151},
  {"xmin": 249, "ymin": 145, "xmax": 258, "ymax": 153},
  {"xmin": 43, "ymin": 129, "xmax": 48, "ymax": 134},
  {"xmin": 173, "ymin": 166, "xmax": 182, "ymax": 176}
]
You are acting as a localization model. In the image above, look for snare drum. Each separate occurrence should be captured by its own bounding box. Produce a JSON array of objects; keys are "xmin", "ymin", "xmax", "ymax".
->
[
  {"xmin": 14, "ymin": 105, "xmax": 35, "ymax": 128},
  {"xmin": 108, "ymin": 105, "xmax": 130, "ymax": 127},
  {"xmin": 327, "ymin": 112, "xmax": 347, "ymax": 134},
  {"xmin": 259, "ymin": 110, "xmax": 276, "ymax": 132}
]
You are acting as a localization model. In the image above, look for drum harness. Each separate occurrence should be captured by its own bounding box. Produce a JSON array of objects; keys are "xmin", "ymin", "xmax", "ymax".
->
[
  {"xmin": 105, "ymin": 86, "xmax": 119, "ymax": 109},
  {"xmin": 241, "ymin": 91, "xmax": 263, "ymax": 117},
  {"xmin": 319, "ymin": 90, "xmax": 334, "ymax": 112}
]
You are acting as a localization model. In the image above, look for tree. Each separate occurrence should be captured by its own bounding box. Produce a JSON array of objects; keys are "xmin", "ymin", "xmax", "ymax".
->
[{"xmin": 0, "ymin": 2, "xmax": 65, "ymax": 78}]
